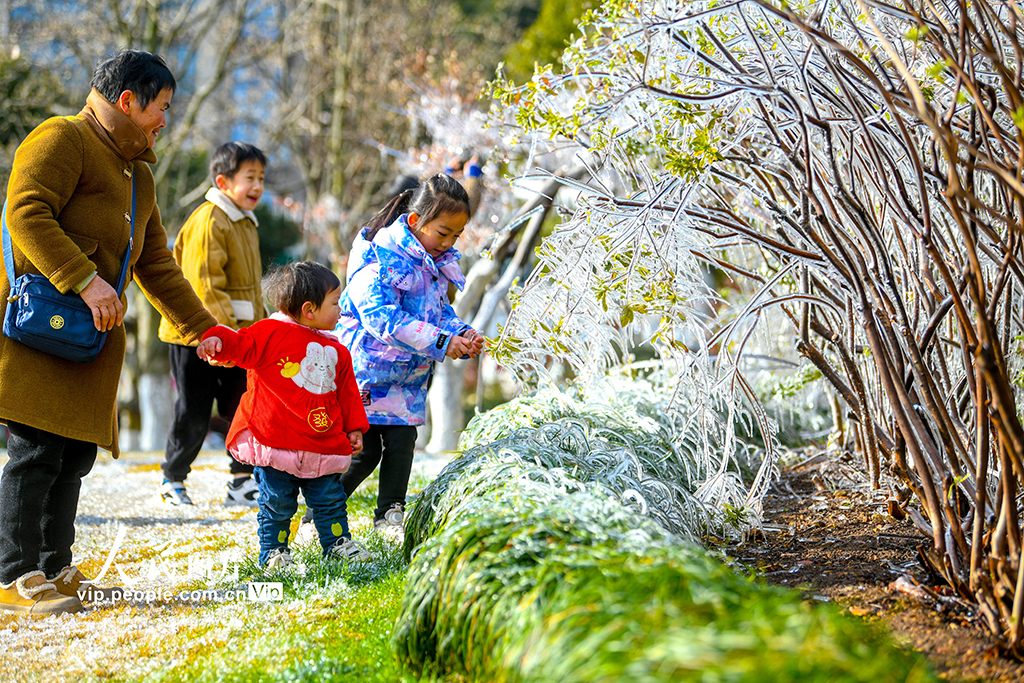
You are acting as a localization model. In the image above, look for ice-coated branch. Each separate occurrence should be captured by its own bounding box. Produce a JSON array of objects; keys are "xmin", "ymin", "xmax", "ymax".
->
[{"xmin": 488, "ymin": 0, "xmax": 1024, "ymax": 648}]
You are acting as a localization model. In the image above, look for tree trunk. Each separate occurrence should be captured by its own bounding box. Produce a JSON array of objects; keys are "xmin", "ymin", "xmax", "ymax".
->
[
  {"xmin": 136, "ymin": 292, "xmax": 173, "ymax": 451},
  {"xmin": 425, "ymin": 360, "xmax": 465, "ymax": 453},
  {"xmin": 139, "ymin": 372, "xmax": 174, "ymax": 451}
]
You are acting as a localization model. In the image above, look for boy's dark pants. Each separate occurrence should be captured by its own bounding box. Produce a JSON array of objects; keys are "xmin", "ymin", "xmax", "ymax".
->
[
  {"xmin": 340, "ymin": 424, "xmax": 417, "ymax": 521},
  {"xmin": 161, "ymin": 343, "xmax": 252, "ymax": 482},
  {"xmin": 0, "ymin": 421, "xmax": 97, "ymax": 584}
]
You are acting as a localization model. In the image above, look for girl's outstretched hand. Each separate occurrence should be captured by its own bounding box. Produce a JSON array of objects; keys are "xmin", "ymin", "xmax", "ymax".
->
[
  {"xmin": 348, "ymin": 430, "xmax": 363, "ymax": 455},
  {"xmin": 464, "ymin": 329, "xmax": 485, "ymax": 356}
]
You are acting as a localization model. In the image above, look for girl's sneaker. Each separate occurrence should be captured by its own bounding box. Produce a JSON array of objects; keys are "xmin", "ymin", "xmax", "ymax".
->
[
  {"xmin": 373, "ymin": 502, "xmax": 405, "ymax": 537},
  {"xmin": 327, "ymin": 537, "xmax": 372, "ymax": 562},
  {"xmin": 265, "ymin": 548, "xmax": 294, "ymax": 569}
]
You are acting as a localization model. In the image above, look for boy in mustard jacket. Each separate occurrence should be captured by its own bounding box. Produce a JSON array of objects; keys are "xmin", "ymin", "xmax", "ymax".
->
[{"xmin": 157, "ymin": 142, "xmax": 268, "ymax": 506}]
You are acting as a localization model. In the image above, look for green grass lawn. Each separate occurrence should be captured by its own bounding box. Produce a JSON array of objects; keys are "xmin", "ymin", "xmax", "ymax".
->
[
  {"xmin": 125, "ymin": 561, "xmax": 413, "ymax": 683},
  {"xmin": 113, "ymin": 480, "xmax": 445, "ymax": 683},
  {"xmin": 0, "ymin": 444, "xmax": 934, "ymax": 683},
  {"xmin": 0, "ymin": 467, "xmax": 445, "ymax": 683}
]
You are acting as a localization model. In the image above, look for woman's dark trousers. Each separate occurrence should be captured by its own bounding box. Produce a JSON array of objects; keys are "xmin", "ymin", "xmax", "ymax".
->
[{"xmin": 0, "ymin": 421, "xmax": 97, "ymax": 584}]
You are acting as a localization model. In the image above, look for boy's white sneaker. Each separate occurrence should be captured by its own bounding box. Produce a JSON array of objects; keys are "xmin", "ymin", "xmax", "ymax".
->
[
  {"xmin": 327, "ymin": 537, "xmax": 372, "ymax": 563},
  {"xmin": 160, "ymin": 481, "xmax": 194, "ymax": 506},
  {"xmin": 265, "ymin": 548, "xmax": 294, "ymax": 569},
  {"xmin": 225, "ymin": 476, "xmax": 259, "ymax": 507},
  {"xmin": 373, "ymin": 502, "xmax": 405, "ymax": 537}
]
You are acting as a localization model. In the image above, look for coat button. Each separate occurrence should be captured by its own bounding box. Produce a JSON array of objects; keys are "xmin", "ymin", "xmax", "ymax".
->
[
  {"xmin": 123, "ymin": 167, "xmax": 133, "ymax": 179},
  {"xmin": 124, "ymin": 212, "xmax": 131, "ymax": 224}
]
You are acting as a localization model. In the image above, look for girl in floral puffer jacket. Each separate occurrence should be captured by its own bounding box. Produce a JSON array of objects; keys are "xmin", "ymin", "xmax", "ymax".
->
[{"xmin": 333, "ymin": 174, "xmax": 483, "ymax": 533}]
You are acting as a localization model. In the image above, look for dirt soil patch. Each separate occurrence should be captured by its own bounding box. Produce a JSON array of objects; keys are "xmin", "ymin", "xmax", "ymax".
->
[{"xmin": 727, "ymin": 451, "xmax": 1024, "ymax": 683}]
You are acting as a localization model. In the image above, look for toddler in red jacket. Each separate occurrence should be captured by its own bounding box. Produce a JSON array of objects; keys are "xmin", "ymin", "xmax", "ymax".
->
[{"xmin": 197, "ymin": 261, "xmax": 371, "ymax": 568}]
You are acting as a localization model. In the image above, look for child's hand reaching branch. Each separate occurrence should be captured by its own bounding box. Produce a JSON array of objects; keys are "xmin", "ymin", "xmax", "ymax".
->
[
  {"xmin": 463, "ymin": 328, "xmax": 485, "ymax": 356},
  {"xmin": 446, "ymin": 331, "xmax": 484, "ymax": 360}
]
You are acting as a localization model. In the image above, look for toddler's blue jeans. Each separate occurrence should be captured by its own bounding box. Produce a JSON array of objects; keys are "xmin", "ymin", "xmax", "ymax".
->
[{"xmin": 253, "ymin": 465, "xmax": 350, "ymax": 566}]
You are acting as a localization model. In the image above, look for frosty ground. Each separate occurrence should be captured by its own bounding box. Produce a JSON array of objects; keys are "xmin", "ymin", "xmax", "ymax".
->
[{"xmin": 0, "ymin": 448, "xmax": 453, "ymax": 682}]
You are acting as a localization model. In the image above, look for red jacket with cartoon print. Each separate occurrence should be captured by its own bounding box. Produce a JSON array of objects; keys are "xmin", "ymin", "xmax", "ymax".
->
[{"xmin": 202, "ymin": 314, "xmax": 369, "ymax": 456}]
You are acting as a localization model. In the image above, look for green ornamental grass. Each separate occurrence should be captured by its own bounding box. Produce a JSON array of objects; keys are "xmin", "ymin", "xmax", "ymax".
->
[
  {"xmin": 408, "ymin": 419, "xmax": 712, "ymax": 550},
  {"xmin": 395, "ymin": 386, "xmax": 935, "ymax": 683}
]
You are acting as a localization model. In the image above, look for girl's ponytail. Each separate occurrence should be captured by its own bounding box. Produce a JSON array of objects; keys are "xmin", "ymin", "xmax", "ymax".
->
[
  {"xmin": 365, "ymin": 188, "xmax": 415, "ymax": 241},
  {"xmin": 362, "ymin": 172, "xmax": 470, "ymax": 242}
]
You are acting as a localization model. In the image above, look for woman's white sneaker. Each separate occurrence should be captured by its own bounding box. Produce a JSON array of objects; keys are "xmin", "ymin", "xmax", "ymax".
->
[{"xmin": 373, "ymin": 502, "xmax": 405, "ymax": 537}]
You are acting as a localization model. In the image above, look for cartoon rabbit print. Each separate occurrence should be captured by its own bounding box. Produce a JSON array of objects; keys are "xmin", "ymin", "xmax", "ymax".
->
[{"xmin": 292, "ymin": 341, "xmax": 338, "ymax": 394}]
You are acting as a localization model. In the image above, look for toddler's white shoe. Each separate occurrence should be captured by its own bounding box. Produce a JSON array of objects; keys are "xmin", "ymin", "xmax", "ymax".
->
[
  {"xmin": 327, "ymin": 537, "xmax": 372, "ymax": 563},
  {"xmin": 225, "ymin": 476, "xmax": 259, "ymax": 507},
  {"xmin": 373, "ymin": 502, "xmax": 405, "ymax": 538},
  {"xmin": 264, "ymin": 548, "xmax": 294, "ymax": 569}
]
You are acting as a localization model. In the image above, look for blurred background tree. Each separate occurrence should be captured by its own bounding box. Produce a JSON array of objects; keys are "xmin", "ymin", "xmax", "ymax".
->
[
  {"xmin": 0, "ymin": 50, "xmax": 75, "ymax": 196},
  {"xmin": 500, "ymin": 0, "xmax": 591, "ymax": 82}
]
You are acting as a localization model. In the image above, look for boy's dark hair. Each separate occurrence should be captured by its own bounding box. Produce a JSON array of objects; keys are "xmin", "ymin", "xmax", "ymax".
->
[
  {"xmin": 210, "ymin": 142, "xmax": 268, "ymax": 182},
  {"xmin": 263, "ymin": 261, "xmax": 341, "ymax": 319},
  {"xmin": 364, "ymin": 173, "xmax": 470, "ymax": 240},
  {"xmin": 91, "ymin": 49, "xmax": 176, "ymax": 110}
]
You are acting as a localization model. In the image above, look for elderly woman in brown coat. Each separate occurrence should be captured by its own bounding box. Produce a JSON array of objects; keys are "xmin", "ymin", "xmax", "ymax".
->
[{"xmin": 0, "ymin": 50, "xmax": 217, "ymax": 615}]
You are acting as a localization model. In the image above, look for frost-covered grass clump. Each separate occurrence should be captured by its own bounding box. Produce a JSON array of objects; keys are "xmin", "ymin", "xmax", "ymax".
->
[
  {"xmin": 408, "ymin": 421, "xmax": 710, "ymax": 546},
  {"xmin": 460, "ymin": 379, "xmax": 693, "ymax": 474},
  {"xmin": 395, "ymin": 456, "xmax": 936, "ymax": 683},
  {"xmin": 456, "ymin": 378, "xmax": 768, "ymax": 539}
]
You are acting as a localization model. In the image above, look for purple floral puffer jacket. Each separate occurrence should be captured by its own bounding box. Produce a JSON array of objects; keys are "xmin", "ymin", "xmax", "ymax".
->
[{"xmin": 334, "ymin": 216, "xmax": 472, "ymax": 425}]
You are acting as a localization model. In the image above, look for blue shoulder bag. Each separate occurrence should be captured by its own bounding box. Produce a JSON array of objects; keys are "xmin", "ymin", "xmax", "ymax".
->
[{"xmin": 1, "ymin": 180, "xmax": 135, "ymax": 363}]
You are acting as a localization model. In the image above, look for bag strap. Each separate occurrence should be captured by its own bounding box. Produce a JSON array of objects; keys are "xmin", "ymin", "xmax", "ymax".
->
[
  {"xmin": 2, "ymin": 177, "xmax": 136, "ymax": 297},
  {"xmin": 114, "ymin": 178, "xmax": 137, "ymax": 295},
  {"xmin": 2, "ymin": 204, "xmax": 15, "ymax": 294}
]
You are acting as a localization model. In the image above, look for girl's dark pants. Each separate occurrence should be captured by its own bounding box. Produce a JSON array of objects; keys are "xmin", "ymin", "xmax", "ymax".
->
[
  {"xmin": 0, "ymin": 421, "xmax": 97, "ymax": 584},
  {"xmin": 340, "ymin": 424, "xmax": 418, "ymax": 521}
]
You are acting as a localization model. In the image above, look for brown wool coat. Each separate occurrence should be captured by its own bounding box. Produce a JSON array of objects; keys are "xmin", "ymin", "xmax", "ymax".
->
[{"xmin": 0, "ymin": 90, "xmax": 217, "ymax": 457}]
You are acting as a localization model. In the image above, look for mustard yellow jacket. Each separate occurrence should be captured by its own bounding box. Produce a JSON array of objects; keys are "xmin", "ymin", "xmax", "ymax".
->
[
  {"xmin": 0, "ymin": 90, "xmax": 217, "ymax": 456},
  {"xmin": 158, "ymin": 188, "xmax": 266, "ymax": 346}
]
